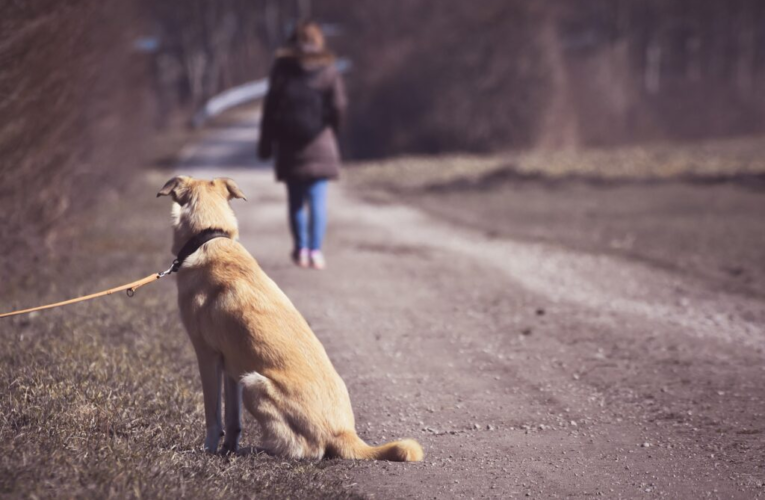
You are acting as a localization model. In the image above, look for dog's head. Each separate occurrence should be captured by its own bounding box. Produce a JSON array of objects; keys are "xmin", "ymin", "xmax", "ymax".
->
[{"xmin": 157, "ymin": 176, "xmax": 246, "ymax": 255}]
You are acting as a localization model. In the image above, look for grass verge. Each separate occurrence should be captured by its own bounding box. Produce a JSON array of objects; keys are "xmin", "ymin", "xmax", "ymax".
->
[
  {"xmin": 0, "ymin": 172, "xmax": 359, "ymax": 500},
  {"xmin": 345, "ymin": 135, "xmax": 765, "ymax": 193}
]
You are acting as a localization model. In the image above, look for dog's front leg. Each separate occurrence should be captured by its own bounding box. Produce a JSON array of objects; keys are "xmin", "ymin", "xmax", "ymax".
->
[
  {"xmin": 194, "ymin": 345, "xmax": 223, "ymax": 453},
  {"xmin": 222, "ymin": 374, "xmax": 243, "ymax": 453}
]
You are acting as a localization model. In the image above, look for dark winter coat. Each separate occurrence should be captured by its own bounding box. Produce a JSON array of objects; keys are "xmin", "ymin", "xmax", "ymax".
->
[{"xmin": 258, "ymin": 47, "xmax": 347, "ymax": 182}]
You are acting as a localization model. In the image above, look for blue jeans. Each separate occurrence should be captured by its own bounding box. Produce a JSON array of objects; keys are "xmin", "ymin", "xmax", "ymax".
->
[{"xmin": 286, "ymin": 179, "xmax": 329, "ymax": 251}]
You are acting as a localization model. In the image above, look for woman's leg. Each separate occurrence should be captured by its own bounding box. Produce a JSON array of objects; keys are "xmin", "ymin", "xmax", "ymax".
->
[
  {"xmin": 307, "ymin": 179, "xmax": 329, "ymax": 251},
  {"xmin": 286, "ymin": 181, "xmax": 308, "ymax": 252}
]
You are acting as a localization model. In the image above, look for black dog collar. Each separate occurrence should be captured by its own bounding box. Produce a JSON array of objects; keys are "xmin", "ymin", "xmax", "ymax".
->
[{"xmin": 171, "ymin": 228, "xmax": 231, "ymax": 273}]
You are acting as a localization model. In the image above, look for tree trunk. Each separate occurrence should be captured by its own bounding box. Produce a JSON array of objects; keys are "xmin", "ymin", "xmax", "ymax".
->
[{"xmin": 535, "ymin": 6, "xmax": 579, "ymax": 150}]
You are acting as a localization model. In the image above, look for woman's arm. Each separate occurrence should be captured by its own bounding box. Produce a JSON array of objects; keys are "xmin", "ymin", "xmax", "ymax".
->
[
  {"xmin": 328, "ymin": 68, "xmax": 348, "ymax": 134},
  {"xmin": 258, "ymin": 63, "xmax": 281, "ymax": 160}
]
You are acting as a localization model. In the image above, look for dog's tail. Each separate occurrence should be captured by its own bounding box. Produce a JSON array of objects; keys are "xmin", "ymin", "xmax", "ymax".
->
[{"xmin": 331, "ymin": 431, "xmax": 424, "ymax": 462}]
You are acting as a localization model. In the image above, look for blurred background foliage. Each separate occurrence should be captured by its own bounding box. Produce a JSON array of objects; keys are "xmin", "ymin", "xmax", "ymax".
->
[
  {"xmin": 324, "ymin": 0, "xmax": 765, "ymax": 155},
  {"xmin": 1, "ymin": 0, "xmax": 765, "ymax": 275}
]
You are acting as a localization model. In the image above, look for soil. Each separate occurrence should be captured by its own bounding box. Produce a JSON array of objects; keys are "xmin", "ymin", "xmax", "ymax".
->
[{"xmin": 180, "ymin": 112, "xmax": 765, "ymax": 498}]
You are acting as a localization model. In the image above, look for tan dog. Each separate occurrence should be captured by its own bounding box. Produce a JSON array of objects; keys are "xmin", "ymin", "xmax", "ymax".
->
[{"xmin": 158, "ymin": 176, "xmax": 423, "ymax": 461}]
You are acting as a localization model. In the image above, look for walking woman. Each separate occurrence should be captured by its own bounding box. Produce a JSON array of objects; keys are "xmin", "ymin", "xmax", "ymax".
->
[{"xmin": 258, "ymin": 21, "xmax": 347, "ymax": 270}]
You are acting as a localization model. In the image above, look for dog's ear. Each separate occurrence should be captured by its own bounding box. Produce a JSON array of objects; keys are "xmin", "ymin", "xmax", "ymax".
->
[
  {"xmin": 157, "ymin": 176, "xmax": 191, "ymax": 203},
  {"xmin": 216, "ymin": 177, "xmax": 247, "ymax": 201}
]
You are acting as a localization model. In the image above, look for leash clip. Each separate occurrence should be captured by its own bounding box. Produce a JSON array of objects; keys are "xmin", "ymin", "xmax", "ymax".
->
[
  {"xmin": 158, "ymin": 260, "xmax": 179, "ymax": 279},
  {"xmin": 128, "ymin": 260, "xmax": 177, "ymax": 297}
]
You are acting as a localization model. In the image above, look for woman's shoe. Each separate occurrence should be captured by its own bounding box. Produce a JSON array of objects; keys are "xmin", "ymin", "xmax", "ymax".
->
[
  {"xmin": 309, "ymin": 250, "xmax": 326, "ymax": 270},
  {"xmin": 292, "ymin": 248, "xmax": 310, "ymax": 268}
]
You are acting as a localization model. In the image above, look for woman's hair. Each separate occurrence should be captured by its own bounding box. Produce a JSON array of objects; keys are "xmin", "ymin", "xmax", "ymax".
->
[{"xmin": 288, "ymin": 21, "xmax": 325, "ymax": 51}]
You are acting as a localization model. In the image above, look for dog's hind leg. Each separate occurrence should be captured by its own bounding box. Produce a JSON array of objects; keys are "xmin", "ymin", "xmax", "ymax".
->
[
  {"xmin": 192, "ymin": 343, "xmax": 223, "ymax": 453},
  {"xmin": 241, "ymin": 372, "xmax": 305, "ymax": 458},
  {"xmin": 222, "ymin": 374, "xmax": 243, "ymax": 453}
]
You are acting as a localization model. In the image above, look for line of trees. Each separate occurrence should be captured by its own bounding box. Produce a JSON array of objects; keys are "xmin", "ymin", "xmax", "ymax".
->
[
  {"xmin": 0, "ymin": 0, "xmax": 149, "ymax": 277},
  {"xmin": 316, "ymin": 0, "xmax": 765, "ymax": 156},
  {"xmin": 0, "ymin": 0, "xmax": 300, "ymax": 275},
  {"xmin": 146, "ymin": 0, "xmax": 314, "ymax": 128},
  {"xmin": 145, "ymin": 0, "xmax": 765, "ymax": 154}
]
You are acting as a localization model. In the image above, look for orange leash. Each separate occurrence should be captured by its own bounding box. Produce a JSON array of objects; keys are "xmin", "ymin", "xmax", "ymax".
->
[
  {"xmin": 0, "ymin": 230, "xmax": 229, "ymax": 319},
  {"xmin": 0, "ymin": 272, "xmax": 168, "ymax": 319}
]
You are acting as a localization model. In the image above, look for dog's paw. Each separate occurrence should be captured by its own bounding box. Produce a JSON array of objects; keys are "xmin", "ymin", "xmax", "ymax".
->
[
  {"xmin": 203, "ymin": 429, "xmax": 223, "ymax": 454},
  {"xmin": 203, "ymin": 446, "xmax": 218, "ymax": 454},
  {"xmin": 220, "ymin": 441, "xmax": 239, "ymax": 455}
]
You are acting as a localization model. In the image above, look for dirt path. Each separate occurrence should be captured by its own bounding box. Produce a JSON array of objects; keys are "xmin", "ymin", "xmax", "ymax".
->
[{"xmin": 181, "ymin": 112, "xmax": 765, "ymax": 499}]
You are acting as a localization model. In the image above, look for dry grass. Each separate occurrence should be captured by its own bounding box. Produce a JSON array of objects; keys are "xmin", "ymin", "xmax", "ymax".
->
[
  {"xmin": 0, "ymin": 173, "xmax": 360, "ymax": 500},
  {"xmin": 345, "ymin": 135, "xmax": 765, "ymax": 192}
]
